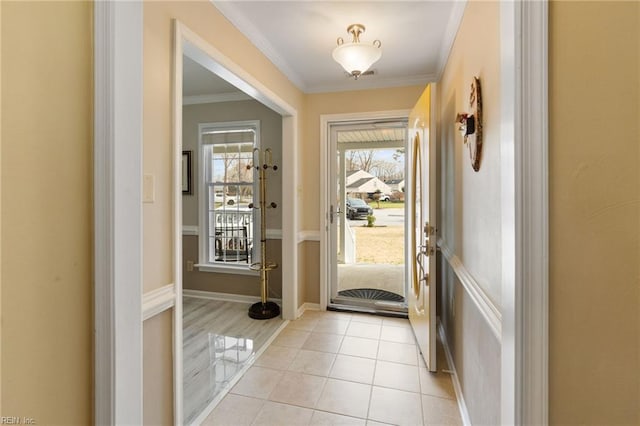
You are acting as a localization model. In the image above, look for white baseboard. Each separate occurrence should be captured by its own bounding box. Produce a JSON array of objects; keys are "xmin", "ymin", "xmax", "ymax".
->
[
  {"xmin": 438, "ymin": 323, "xmax": 472, "ymax": 426},
  {"xmin": 142, "ymin": 284, "xmax": 176, "ymax": 321},
  {"xmin": 183, "ymin": 289, "xmax": 282, "ymax": 305},
  {"xmin": 439, "ymin": 241, "xmax": 502, "ymax": 341},
  {"xmin": 296, "ymin": 302, "xmax": 321, "ymax": 318}
]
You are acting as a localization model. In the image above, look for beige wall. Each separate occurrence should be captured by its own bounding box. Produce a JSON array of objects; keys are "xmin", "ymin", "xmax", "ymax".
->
[
  {"xmin": 0, "ymin": 1, "xmax": 3, "ymax": 413},
  {"xmin": 549, "ymin": 1, "xmax": 640, "ymax": 424},
  {"xmin": 436, "ymin": 1, "xmax": 502, "ymax": 423},
  {"xmin": 144, "ymin": 310, "xmax": 174, "ymax": 426},
  {"xmin": 1, "ymin": 1, "xmax": 93, "ymax": 423}
]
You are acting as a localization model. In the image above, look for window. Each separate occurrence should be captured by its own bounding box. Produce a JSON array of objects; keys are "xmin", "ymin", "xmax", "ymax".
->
[{"xmin": 198, "ymin": 121, "xmax": 260, "ymax": 274}]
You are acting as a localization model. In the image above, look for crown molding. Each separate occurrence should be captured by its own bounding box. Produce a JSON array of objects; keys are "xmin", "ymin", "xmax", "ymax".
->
[
  {"xmin": 305, "ymin": 73, "xmax": 436, "ymax": 94},
  {"xmin": 183, "ymin": 92, "xmax": 251, "ymax": 105},
  {"xmin": 212, "ymin": 0, "xmax": 307, "ymax": 91},
  {"xmin": 436, "ymin": 0, "xmax": 467, "ymax": 80}
]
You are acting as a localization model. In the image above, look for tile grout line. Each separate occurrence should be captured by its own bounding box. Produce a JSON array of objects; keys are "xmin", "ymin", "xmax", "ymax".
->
[
  {"xmin": 213, "ymin": 310, "xmax": 458, "ymax": 425},
  {"xmin": 365, "ymin": 333, "xmax": 381, "ymax": 423}
]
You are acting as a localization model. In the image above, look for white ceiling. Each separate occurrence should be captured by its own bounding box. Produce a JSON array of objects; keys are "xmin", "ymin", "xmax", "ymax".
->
[
  {"xmin": 212, "ymin": 0, "xmax": 466, "ymax": 93},
  {"xmin": 183, "ymin": 56, "xmax": 240, "ymax": 97}
]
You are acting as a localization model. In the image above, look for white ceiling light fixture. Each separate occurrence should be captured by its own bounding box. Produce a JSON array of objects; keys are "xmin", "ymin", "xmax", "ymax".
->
[{"xmin": 332, "ymin": 24, "xmax": 382, "ymax": 80}]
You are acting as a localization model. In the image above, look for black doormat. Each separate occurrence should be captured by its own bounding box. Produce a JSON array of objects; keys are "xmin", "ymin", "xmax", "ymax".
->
[{"xmin": 338, "ymin": 288, "xmax": 404, "ymax": 302}]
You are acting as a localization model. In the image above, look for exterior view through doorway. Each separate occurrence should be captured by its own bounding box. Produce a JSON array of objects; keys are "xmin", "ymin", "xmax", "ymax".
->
[{"xmin": 328, "ymin": 120, "xmax": 409, "ymax": 314}]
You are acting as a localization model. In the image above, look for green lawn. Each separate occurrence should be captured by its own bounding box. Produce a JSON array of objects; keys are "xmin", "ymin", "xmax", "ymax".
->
[{"xmin": 368, "ymin": 201, "xmax": 405, "ymax": 209}]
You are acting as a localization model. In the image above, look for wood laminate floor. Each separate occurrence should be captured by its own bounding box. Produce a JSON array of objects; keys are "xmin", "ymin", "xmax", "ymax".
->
[{"xmin": 183, "ymin": 297, "xmax": 285, "ymax": 425}]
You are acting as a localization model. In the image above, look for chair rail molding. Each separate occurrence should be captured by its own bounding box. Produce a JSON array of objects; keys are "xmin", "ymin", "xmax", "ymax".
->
[
  {"xmin": 182, "ymin": 225, "xmax": 283, "ymax": 239},
  {"xmin": 94, "ymin": 1, "xmax": 143, "ymax": 424},
  {"xmin": 298, "ymin": 230, "xmax": 320, "ymax": 243},
  {"xmin": 142, "ymin": 284, "xmax": 176, "ymax": 321},
  {"xmin": 439, "ymin": 241, "xmax": 502, "ymax": 341}
]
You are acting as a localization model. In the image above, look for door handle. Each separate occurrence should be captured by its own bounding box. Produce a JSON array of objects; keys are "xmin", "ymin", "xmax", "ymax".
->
[
  {"xmin": 329, "ymin": 205, "xmax": 334, "ymax": 224},
  {"xmin": 416, "ymin": 250, "xmax": 429, "ymax": 286}
]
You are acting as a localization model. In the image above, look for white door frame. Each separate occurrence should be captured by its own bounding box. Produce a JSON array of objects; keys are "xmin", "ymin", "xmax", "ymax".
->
[
  {"xmin": 319, "ymin": 110, "xmax": 412, "ymax": 311},
  {"xmin": 94, "ymin": 1, "xmax": 143, "ymax": 424},
  {"xmin": 501, "ymin": 1, "xmax": 549, "ymax": 424},
  {"xmin": 172, "ymin": 20, "xmax": 299, "ymax": 423},
  {"xmin": 326, "ymin": 119, "xmax": 409, "ymax": 311}
]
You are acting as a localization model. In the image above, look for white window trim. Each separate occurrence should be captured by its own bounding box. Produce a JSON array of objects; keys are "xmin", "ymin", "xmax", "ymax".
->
[{"xmin": 197, "ymin": 120, "xmax": 261, "ymax": 274}]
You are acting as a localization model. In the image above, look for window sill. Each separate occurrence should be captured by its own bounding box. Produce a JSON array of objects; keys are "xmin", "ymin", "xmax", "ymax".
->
[{"xmin": 195, "ymin": 263, "xmax": 259, "ymax": 276}]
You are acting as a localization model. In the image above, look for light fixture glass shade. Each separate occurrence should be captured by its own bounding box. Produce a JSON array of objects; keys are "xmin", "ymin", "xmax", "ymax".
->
[{"xmin": 332, "ymin": 42, "xmax": 382, "ymax": 76}]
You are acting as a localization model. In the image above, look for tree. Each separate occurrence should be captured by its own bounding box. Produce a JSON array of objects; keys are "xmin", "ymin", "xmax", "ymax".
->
[
  {"xmin": 370, "ymin": 160, "xmax": 402, "ymax": 181},
  {"xmin": 346, "ymin": 149, "xmax": 377, "ymax": 172},
  {"xmin": 370, "ymin": 189, "xmax": 383, "ymax": 209},
  {"xmin": 347, "ymin": 148, "xmax": 404, "ymax": 180}
]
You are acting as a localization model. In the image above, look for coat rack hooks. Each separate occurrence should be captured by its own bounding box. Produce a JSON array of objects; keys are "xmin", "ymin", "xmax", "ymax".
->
[{"xmin": 247, "ymin": 148, "xmax": 281, "ymax": 320}]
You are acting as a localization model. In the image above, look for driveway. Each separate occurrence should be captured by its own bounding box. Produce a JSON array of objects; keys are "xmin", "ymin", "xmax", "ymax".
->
[{"xmin": 347, "ymin": 207, "xmax": 404, "ymax": 227}]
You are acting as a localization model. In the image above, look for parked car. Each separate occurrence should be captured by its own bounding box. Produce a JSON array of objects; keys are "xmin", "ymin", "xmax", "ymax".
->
[
  {"xmin": 379, "ymin": 194, "xmax": 391, "ymax": 202},
  {"xmin": 214, "ymin": 191, "xmax": 238, "ymax": 205},
  {"xmin": 346, "ymin": 198, "xmax": 373, "ymax": 220}
]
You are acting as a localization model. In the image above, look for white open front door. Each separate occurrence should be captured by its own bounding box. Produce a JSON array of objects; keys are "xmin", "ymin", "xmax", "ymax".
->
[
  {"xmin": 408, "ymin": 85, "xmax": 437, "ymax": 371},
  {"xmin": 327, "ymin": 120, "xmax": 408, "ymax": 313}
]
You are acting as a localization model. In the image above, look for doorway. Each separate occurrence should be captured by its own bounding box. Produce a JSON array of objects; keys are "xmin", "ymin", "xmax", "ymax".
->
[
  {"xmin": 324, "ymin": 117, "xmax": 410, "ymax": 314},
  {"xmin": 173, "ymin": 21, "xmax": 300, "ymax": 424}
]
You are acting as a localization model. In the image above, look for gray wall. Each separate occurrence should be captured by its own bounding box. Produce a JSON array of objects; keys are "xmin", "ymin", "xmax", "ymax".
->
[
  {"xmin": 183, "ymin": 236, "xmax": 282, "ymax": 297},
  {"xmin": 439, "ymin": 254, "xmax": 501, "ymax": 425},
  {"xmin": 182, "ymin": 99, "xmax": 283, "ymax": 295},
  {"xmin": 182, "ymin": 99, "xmax": 283, "ymax": 229}
]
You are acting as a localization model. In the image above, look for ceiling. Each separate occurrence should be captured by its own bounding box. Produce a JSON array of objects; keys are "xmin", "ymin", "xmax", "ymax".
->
[
  {"xmin": 183, "ymin": 56, "xmax": 239, "ymax": 97},
  {"xmin": 337, "ymin": 127, "xmax": 406, "ymax": 144},
  {"xmin": 212, "ymin": 1, "xmax": 466, "ymax": 93}
]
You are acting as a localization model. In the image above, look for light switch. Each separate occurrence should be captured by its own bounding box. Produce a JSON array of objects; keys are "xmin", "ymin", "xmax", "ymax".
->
[{"xmin": 143, "ymin": 174, "xmax": 155, "ymax": 203}]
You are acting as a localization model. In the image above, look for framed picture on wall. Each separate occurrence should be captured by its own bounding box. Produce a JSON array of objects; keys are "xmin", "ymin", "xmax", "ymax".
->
[{"xmin": 182, "ymin": 151, "xmax": 192, "ymax": 195}]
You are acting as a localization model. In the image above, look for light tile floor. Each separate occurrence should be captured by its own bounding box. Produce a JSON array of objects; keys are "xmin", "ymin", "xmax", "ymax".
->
[{"xmin": 203, "ymin": 309, "xmax": 462, "ymax": 426}]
